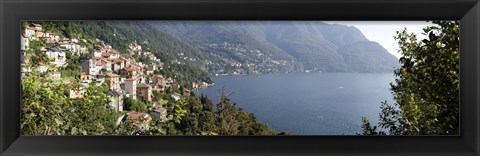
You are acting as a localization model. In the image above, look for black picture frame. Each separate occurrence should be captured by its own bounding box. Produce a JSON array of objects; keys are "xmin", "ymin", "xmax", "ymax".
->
[{"xmin": 1, "ymin": 0, "xmax": 479, "ymax": 156}]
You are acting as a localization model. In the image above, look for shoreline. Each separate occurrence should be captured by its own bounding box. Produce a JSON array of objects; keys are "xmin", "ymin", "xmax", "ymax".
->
[{"xmin": 210, "ymin": 71, "xmax": 396, "ymax": 78}]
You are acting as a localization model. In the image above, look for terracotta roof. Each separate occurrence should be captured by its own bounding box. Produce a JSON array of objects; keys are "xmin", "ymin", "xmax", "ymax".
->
[
  {"xmin": 119, "ymin": 57, "xmax": 128, "ymax": 62},
  {"xmin": 109, "ymin": 49, "xmax": 119, "ymax": 54},
  {"xmin": 137, "ymin": 83, "xmax": 150, "ymax": 88},
  {"xmin": 106, "ymin": 73, "xmax": 119, "ymax": 77},
  {"xmin": 123, "ymin": 67, "xmax": 134, "ymax": 72},
  {"xmin": 123, "ymin": 66, "xmax": 139, "ymax": 72},
  {"xmin": 102, "ymin": 52, "xmax": 111, "ymax": 57},
  {"xmin": 111, "ymin": 58, "xmax": 122, "ymax": 63},
  {"xmin": 126, "ymin": 112, "xmax": 152, "ymax": 121},
  {"xmin": 125, "ymin": 77, "xmax": 138, "ymax": 81},
  {"xmin": 25, "ymin": 27, "xmax": 36, "ymax": 31},
  {"xmin": 96, "ymin": 60, "xmax": 102, "ymax": 66},
  {"xmin": 101, "ymin": 58, "xmax": 111, "ymax": 63}
]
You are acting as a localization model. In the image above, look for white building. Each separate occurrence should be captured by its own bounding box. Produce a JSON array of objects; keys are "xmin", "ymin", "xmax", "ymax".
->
[
  {"xmin": 24, "ymin": 27, "xmax": 36, "ymax": 39},
  {"xmin": 107, "ymin": 90, "xmax": 124, "ymax": 112},
  {"xmin": 124, "ymin": 77, "xmax": 137, "ymax": 99},
  {"xmin": 45, "ymin": 48, "xmax": 66, "ymax": 67},
  {"xmin": 21, "ymin": 34, "xmax": 29, "ymax": 51}
]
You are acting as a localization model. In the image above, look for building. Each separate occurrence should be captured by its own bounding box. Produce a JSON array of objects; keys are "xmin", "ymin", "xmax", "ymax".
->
[
  {"xmin": 124, "ymin": 77, "xmax": 137, "ymax": 99},
  {"xmin": 100, "ymin": 58, "xmax": 112, "ymax": 72},
  {"xmin": 92, "ymin": 48, "xmax": 103, "ymax": 58},
  {"xmin": 34, "ymin": 30, "xmax": 44, "ymax": 40},
  {"xmin": 128, "ymin": 42, "xmax": 142, "ymax": 54},
  {"xmin": 24, "ymin": 26, "xmax": 36, "ymax": 39},
  {"xmin": 145, "ymin": 68, "xmax": 154, "ymax": 76},
  {"xmin": 105, "ymin": 73, "xmax": 120, "ymax": 91},
  {"xmin": 80, "ymin": 59, "xmax": 99, "ymax": 75},
  {"xmin": 95, "ymin": 75, "xmax": 105, "ymax": 84},
  {"xmin": 109, "ymin": 49, "xmax": 120, "ymax": 59},
  {"xmin": 80, "ymin": 73, "xmax": 93, "ymax": 83},
  {"xmin": 111, "ymin": 58, "xmax": 123, "ymax": 71},
  {"xmin": 170, "ymin": 93, "xmax": 181, "ymax": 101},
  {"xmin": 101, "ymin": 52, "xmax": 111, "ymax": 59},
  {"xmin": 183, "ymin": 89, "xmax": 191, "ymax": 96},
  {"xmin": 32, "ymin": 23, "xmax": 42, "ymax": 31},
  {"xmin": 45, "ymin": 47, "xmax": 66, "ymax": 67},
  {"xmin": 107, "ymin": 90, "xmax": 124, "ymax": 112},
  {"xmin": 116, "ymin": 112, "xmax": 152, "ymax": 131},
  {"xmin": 152, "ymin": 75, "xmax": 164, "ymax": 87},
  {"xmin": 121, "ymin": 66, "xmax": 139, "ymax": 78},
  {"xmin": 136, "ymin": 83, "xmax": 152, "ymax": 101},
  {"xmin": 43, "ymin": 31, "xmax": 60, "ymax": 43},
  {"xmin": 152, "ymin": 106, "xmax": 168, "ymax": 122},
  {"xmin": 95, "ymin": 59, "xmax": 103, "ymax": 74},
  {"xmin": 21, "ymin": 34, "xmax": 29, "ymax": 51}
]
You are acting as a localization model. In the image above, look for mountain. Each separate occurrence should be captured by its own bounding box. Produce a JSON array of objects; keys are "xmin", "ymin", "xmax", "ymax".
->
[{"xmin": 149, "ymin": 21, "xmax": 400, "ymax": 73}]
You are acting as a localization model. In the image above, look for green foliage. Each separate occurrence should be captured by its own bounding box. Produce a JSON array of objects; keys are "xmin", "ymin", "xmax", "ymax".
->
[
  {"xmin": 123, "ymin": 97, "xmax": 149, "ymax": 112},
  {"xmin": 21, "ymin": 21, "xmax": 283, "ymax": 136},
  {"xmin": 213, "ymin": 87, "xmax": 276, "ymax": 135},
  {"xmin": 37, "ymin": 21, "xmax": 98, "ymax": 50},
  {"xmin": 21, "ymin": 67, "xmax": 119, "ymax": 135},
  {"xmin": 25, "ymin": 40, "xmax": 50, "ymax": 64},
  {"xmin": 361, "ymin": 21, "xmax": 459, "ymax": 135},
  {"xmin": 172, "ymin": 99, "xmax": 189, "ymax": 124},
  {"xmin": 158, "ymin": 88, "xmax": 279, "ymax": 135}
]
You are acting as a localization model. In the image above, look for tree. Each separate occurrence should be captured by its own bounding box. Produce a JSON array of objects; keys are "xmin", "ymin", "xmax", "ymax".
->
[
  {"xmin": 215, "ymin": 87, "xmax": 240, "ymax": 135},
  {"xmin": 123, "ymin": 97, "xmax": 134, "ymax": 111},
  {"xmin": 25, "ymin": 40, "xmax": 49, "ymax": 65},
  {"xmin": 21, "ymin": 65, "xmax": 119, "ymax": 135},
  {"xmin": 361, "ymin": 21, "xmax": 459, "ymax": 135}
]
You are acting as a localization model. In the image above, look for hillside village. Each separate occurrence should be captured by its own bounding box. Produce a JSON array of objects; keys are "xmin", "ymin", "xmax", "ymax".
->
[
  {"xmin": 202, "ymin": 42, "xmax": 291, "ymax": 75},
  {"xmin": 20, "ymin": 23, "xmax": 211, "ymax": 130}
]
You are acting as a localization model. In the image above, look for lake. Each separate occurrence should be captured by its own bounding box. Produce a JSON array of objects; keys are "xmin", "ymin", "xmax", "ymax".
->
[{"xmin": 196, "ymin": 72, "xmax": 396, "ymax": 135}]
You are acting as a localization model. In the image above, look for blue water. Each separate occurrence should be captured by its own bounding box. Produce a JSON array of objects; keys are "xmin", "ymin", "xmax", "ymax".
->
[{"xmin": 197, "ymin": 73, "xmax": 395, "ymax": 135}]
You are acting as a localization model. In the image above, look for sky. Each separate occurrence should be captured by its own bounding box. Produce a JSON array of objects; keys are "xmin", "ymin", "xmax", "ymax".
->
[{"xmin": 325, "ymin": 21, "xmax": 435, "ymax": 58}]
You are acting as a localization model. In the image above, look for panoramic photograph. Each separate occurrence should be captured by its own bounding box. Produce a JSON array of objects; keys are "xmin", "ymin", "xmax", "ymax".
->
[{"xmin": 20, "ymin": 21, "xmax": 459, "ymax": 135}]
